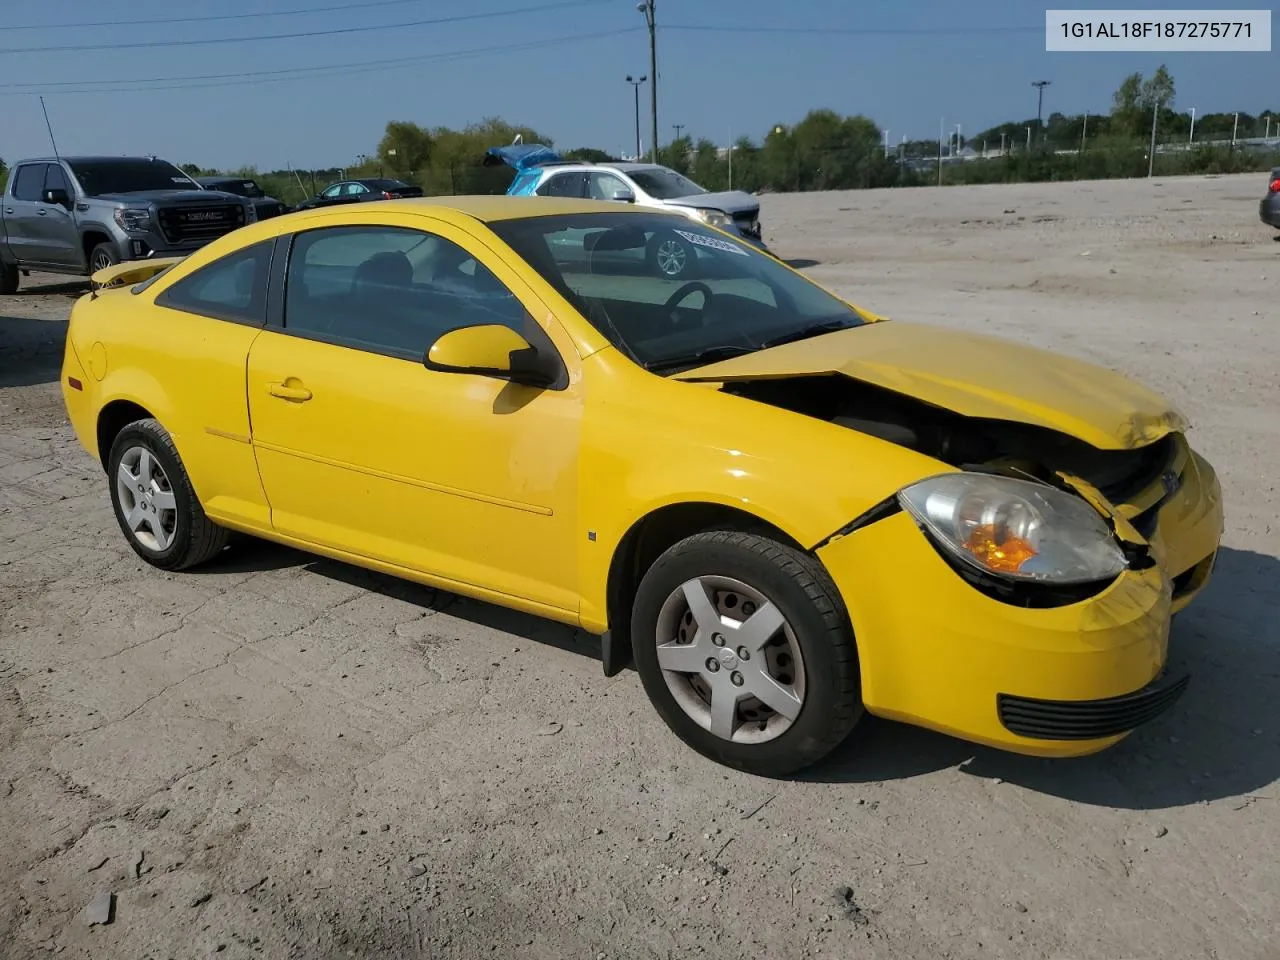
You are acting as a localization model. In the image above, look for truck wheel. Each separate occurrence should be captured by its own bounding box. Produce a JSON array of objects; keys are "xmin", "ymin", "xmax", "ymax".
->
[
  {"xmin": 89, "ymin": 242, "xmax": 120, "ymax": 282},
  {"xmin": 0, "ymin": 261, "xmax": 17, "ymax": 295}
]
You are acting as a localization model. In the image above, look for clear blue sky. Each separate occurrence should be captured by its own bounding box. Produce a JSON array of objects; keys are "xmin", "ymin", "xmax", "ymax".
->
[{"xmin": 3, "ymin": 0, "xmax": 1275, "ymax": 171}]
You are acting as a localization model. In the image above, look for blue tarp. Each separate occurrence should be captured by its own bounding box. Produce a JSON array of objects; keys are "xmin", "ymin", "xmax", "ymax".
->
[{"xmin": 483, "ymin": 143, "xmax": 562, "ymax": 171}]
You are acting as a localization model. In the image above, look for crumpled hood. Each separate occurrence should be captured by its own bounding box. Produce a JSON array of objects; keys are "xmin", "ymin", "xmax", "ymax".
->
[
  {"xmin": 672, "ymin": 320, "xmax": 1187, "ymax": 451},
  {"xmin": 662, "ymin": 190, "xmax": 759, "ymax": 216}
]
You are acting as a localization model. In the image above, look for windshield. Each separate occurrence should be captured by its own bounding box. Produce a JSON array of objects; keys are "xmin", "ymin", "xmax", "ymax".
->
[
  {"xmin": 69, "ymin": 159, "xmax": 201, "ymax": 196},
  {"xmin": 626, "ymin": 168, "xmax": 706, "ymax": 199},
  {"xmin": 487, "ymin": 212, "xmax": 868, "ymax": 373}
]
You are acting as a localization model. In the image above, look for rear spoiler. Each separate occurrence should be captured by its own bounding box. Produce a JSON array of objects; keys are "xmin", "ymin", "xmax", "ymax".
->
[{"xmin": 90, "ymin": 256, "xmax": 185, "ymax": 294}]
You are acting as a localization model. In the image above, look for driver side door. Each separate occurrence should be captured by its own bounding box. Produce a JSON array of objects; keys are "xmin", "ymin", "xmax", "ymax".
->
[{"xmin": 246, "ymin": 218, "xmax": 584, "ymax": 615}]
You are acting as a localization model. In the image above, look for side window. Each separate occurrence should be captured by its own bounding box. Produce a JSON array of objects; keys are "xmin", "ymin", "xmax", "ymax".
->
[
  {"xmin": 282, "ymin": 225, "xmax": 536, "ymax": 361},
  {"xmin": 343, "ymin": 183, "xmax": 366, "ymax": 196},
  {"xmin": 587, "ymin": 172, "xmax": 630, "ymax": 201},
  {"xmin": 321, "ymin": 184, "xmax": 343, "ymax": 198},
  {"xmin": 155, "ymin": 240, "xmax": 274, "ymax": 325},
  {"xmin": 536, "ymin": 173, "xmax": 583, "ymax": 198},
  {"xmin": 44, "ymin": 164, "xmax": 70, "ymax": 195},
  {"xmin": 11, "ymin": 164, "xmax": 48, "ymax": 201}
]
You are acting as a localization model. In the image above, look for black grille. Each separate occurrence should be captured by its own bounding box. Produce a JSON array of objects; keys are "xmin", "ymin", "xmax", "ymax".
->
[
  {"xmin": 732, "ymin": 210, "xmax": 761, "ymax": 235},
  {"xmin": 997, "ymin": 672, "xmax": 1189, "ymax": 740},
  {"xmin": 156, "ymin": 203, "xmax": 245, "ymax": 244}
]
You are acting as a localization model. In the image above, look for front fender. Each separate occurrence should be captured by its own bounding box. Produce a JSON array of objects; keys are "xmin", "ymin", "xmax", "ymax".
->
[{"xmin": 575, "ymin": 351, "xmax": 950, "ymax": 629}]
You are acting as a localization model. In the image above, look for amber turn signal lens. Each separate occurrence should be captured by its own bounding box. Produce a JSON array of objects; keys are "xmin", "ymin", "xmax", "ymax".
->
[{"xmin": 962, "ymin": 524, "xmax": 1036, "ymax": 573}]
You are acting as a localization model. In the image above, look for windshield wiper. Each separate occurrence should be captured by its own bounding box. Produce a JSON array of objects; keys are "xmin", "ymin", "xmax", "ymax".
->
[
  {"xmin": 759, "ymin": 318, "xmax": 855, "ymax": 349},
  {"xmin": 644, "ymin": 344, "xmax": 757, "ymax": 373}
]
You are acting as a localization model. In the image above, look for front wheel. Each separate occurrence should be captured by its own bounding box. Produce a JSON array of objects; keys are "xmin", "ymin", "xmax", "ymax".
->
[
  {"xmin": 0, "ymin": 260, "xmax": 18, "ymax": 295},
  {"xmin": 107, "ymin": 418, "xmax": 230, "ymax": 571},
  {"xmin": 631, "ymin": 531, "xmax": 863, "ymax": 777},
  {"xmin": 646, "ymin": 230, "xmax": 698, "ymax": 280}
]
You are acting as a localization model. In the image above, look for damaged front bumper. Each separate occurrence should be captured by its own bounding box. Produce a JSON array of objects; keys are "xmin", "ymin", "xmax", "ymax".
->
[{"xmin": 815, "ymin": 441, "xmax": 1224, "ymax": 757}]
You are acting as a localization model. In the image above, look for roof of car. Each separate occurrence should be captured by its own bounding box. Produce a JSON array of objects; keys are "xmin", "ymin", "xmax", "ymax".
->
[
  {"xmin": 21, "ymin": 156, "xmax": 186, "ymax": 165},
  {"xmin": 288, "ymin": 195, "xmax": 679, "ymax": 223}
]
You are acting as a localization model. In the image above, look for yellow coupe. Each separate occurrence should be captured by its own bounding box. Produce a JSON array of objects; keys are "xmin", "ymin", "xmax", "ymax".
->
[{"xmin": 60, "ymin": 197, "xmax": 1224, "ymax": 777}]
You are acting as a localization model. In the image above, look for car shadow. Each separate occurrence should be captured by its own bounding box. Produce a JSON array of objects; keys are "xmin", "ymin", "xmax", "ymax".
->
[
  {"xmin": 199, "ymin": 539, "xmax": 1277, "ymax": 810},
  {"xmin": 801, "ymin": 545, "xmax": 1280, "ymax": 810},
  {"xmin": 0, "ymin": 314, "xmax": 68, "ymax": 388},
  {"xmin": 785, "ymin": 258, "xmax": 821, "ymax": 269},
  {"xmin": 198, "ymin": 539, "xmax": 606, "ymax": 665}
]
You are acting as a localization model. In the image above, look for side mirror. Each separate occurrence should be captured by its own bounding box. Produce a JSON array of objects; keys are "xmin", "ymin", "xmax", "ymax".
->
[
  {"xmin": 42, "ymin": 188, "xmax": 71, "ymax": 208},
  {"xmin": 610, "ymin": 188, "xmax": 636, "ymax": 203},
  {"xmin": 424, "ymin": 323, "xmax": 559, "ymax": 388}
]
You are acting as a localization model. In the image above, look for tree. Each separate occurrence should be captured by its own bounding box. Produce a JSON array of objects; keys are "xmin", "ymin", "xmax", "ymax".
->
[
  {"xmin": 377, "ymin": 121, "xmax": 433, "ymax": 178},
  {"xmin": 1141, "ymin": 65, "xmax": 1175, "ymax": 109},
  {"xmin": 563, "ymin": 147, "xmax": 614, "ymax": 162}
]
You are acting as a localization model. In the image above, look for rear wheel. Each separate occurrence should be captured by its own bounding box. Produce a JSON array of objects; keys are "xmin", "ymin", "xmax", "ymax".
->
[
  {"xmin": 631, "ymin": 531, "xmax": 863, "ymax": 777},
  {"xmin": 107, "ymin": 418, "xmax": 230, "ymax": 571},
  {"xmin": 0, "ymin": 261, "xmax": 17, "ymax": 294}
]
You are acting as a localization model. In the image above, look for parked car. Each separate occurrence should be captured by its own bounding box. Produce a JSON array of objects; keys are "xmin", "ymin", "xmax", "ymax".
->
[
  {"xmin": 0, "ymin": 155, "xmax": 255, "ymax": 294},
  {"xmin": 1260, "ymin": 166, "xmax": 1280, "ymax": 233},
  {"xmin": 61, "ymin": 196, "xmax": 1223, "ymax": 777},
  {"xmin": 484, "ymin": 142, "xmax": 769, "ymax": 279},
  {"xmin": 292, "ymin": 177, "xmax": 424, "ymax": 211},
  {"xmin": 196, "ymin": 175, "xmax": 290, "ymax": 220}
]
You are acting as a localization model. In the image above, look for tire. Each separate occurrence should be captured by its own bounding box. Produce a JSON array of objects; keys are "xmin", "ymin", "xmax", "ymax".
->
[
  {"xmin": 0, "ymin": 261, "xmax": 17, "ymax": 295},
  {"xmin": 646, "ymin": 229, "xmax": 698, "ymax": 281},
  {"xmin": 631, "ymin": 530, "xmax": 863, "ymax": 777},
  {"xmin": 88, "ymin": 242, "xmax": 120, "ymax": 286},
  {"xmin": 106, "ymin": 418, "xmax": 230, "ymax": 571}
]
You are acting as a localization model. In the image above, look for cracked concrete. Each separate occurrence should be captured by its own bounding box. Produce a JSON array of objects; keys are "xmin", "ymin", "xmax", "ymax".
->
[{"xmin": 2, "ymin": 175, "xmax": 1279, "ymax": 960}]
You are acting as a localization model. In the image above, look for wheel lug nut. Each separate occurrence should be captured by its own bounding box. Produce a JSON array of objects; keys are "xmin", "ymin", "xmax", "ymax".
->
[
  {"xmin": 712, "ymin": 633, "xmax": 726, "ymax": 647},
  {"xmin": 706, "ymin": 658, "xmax": 720, "ymax": 673},
  {"xmin": 730, "ymin": 671, "xmax": 744, "ymax": 687},
  {"xmin": 737, "ymin": 646, "xmax": 750, "ymax": 661}
]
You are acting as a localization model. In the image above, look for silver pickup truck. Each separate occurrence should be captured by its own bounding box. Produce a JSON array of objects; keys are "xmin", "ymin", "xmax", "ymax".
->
[{"xmin": 1, "ymin": 155, "xmax": 256, "ymax": 294}]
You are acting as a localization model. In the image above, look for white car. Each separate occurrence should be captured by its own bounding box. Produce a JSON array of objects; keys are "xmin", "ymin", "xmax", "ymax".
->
[{"xmin": 484, "ymin": 142, "xmax": 769, "ymax": 280}]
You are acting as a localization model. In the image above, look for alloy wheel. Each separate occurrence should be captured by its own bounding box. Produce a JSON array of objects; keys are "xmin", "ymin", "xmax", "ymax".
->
[
  {"xmin": 115, "ymin": 445, "xmax": 178, "ymax": 552},
  {"xmin": 653, "ymin": 575, "xmax": 806, "ymax": 744}
]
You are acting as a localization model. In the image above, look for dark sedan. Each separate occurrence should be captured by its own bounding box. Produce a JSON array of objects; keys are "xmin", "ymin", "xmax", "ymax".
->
[
  {"xmin": 293, "ymin": 178, "xmax": 424, "ymax": 211},
  {"xmin": 1260, "ymin": 166, "xmax": 1280, "ymax": 233},
  {"xmin": 196, "ymin": 176, "xmax": 290, "ymax": 220}
]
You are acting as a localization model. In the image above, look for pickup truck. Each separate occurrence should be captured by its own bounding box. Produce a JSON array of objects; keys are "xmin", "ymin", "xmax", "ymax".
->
[{"xmin": 1, "ymin": 155, "xmax": 256, "ymax": 294}]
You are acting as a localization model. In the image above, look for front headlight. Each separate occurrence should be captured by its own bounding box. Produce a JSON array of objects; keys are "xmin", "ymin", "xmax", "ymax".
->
[
  {"xmin": 245, "ymin": 203, "xmax": 258, "ymax": 223},
  {"xmin": 689, "ymin": 207, "xmax": 732, "ymax": 227},
  {"xmin": 898, "ymin": 473, "xmax": 1127, "ymax": 585},
  {"xmin": 113, "ymin": 207, "xmax": 150, "ymax": 231}
]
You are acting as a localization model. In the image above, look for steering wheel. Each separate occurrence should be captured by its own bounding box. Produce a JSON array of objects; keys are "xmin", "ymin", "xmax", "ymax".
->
[{"xmin": 663, "ymin": 281, "xmax": 714, "ymax": 324}]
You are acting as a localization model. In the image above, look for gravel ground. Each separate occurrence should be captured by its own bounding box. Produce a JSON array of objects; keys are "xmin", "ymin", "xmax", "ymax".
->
[{"xmin": 1, "ymin": 173, "xmax": 1277, "ymax": 960}]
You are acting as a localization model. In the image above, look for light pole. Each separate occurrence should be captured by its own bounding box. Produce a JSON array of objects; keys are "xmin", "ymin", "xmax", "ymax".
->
[
  {"xmin": 1189, "ymin": 106, "xmax": 1196, "ymax": 144},
  {"xmin": 625, "ymin": 75, "xmax": 646, "ymax": 159},
  {"xmin": 1032, "ymin": 80, "xmax": 1050, "ymax": 142},
  {"xmin": 672, "ymin": 123, "xmax": 684, "ymax": 142},
  {"xmin": 637, "ymin": 0, "xmax": 658, "ymax": 163}
]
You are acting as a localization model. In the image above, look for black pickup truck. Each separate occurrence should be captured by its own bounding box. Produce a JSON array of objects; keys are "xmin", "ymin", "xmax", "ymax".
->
[{"xmin": 1, "ymin": 155, "xmax": 256, "ymax": 293}]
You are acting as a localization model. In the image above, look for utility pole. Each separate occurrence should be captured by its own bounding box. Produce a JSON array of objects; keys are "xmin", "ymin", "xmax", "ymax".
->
[
  {"xmin": 883, "ymin": 129, "xmax": 890, "ymax": 158},
  {"xmin": 938, "ymin": 116, "xmax": 944, "ymax": 186},
  {"xmin": 1032, "ymin": 80, "xmax": 1051, "ymax": 142},
  {"xmin": 638, "ymin": 0, "xmax": 658, "ymax": 163},
  {"xmin": 1232, "ymin": 111, "xmax": 1239, "ymax": 146},
  {"xmin": 727, "ymin": 126, "xmax": 733, "ymax": 189},
  {"xmin": 1189, "ymin": 107, "xmax": 1196, "ymax": 144},
  {"xmin": 625, "ymin": 75, "xmax": 646, "ymax": 160},
  {"xmin": 1081, "ymin": 113, "xmax": 1088, "ymax": 153},
  {"xmin": 1148, "ymin": 99, "xmax": 1160, "ymax": 177}
]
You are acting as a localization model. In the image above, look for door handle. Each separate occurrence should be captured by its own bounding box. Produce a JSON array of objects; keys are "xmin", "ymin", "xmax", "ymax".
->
[
  {"xmin": 267, "ymin": 381, "xmax": 312, "ymax": 402},
  {"xmin": 37, "ymin": 209, "xmax": 47, "ymax": 216}
]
